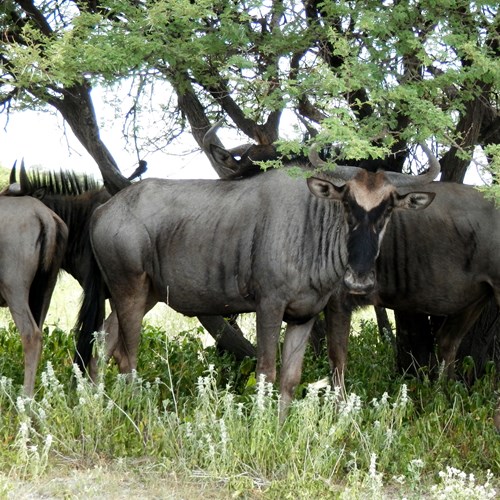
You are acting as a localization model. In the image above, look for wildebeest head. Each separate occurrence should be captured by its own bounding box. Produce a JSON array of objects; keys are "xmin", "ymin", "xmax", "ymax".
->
[
  {"xmin": 203, "ymin": 120, "xmax": 285, "ymax": 179},
  {"xmin": 306, "ymin": 145, "xmax": 439, "ymax": 294}
]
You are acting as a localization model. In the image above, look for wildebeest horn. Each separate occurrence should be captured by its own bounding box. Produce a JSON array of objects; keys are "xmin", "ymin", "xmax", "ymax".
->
[
  {"xmin": 6, "ymin": 159, "xmax": 26, "ymax": 195},
  {"xmin": 20, "ymin": 159, "xmax": 31, "ymax": 190},
  {"xmin": 202, "ymin": 118, "xmax": 225, "ymax": 151},
  {"xmin": 7, "ymin": 159, "xmax": 30, "ymax": 195},
  {"xmin": 9, "ymin": 160, "xmax": 17, "ymax": 185},
  {"xmin": 384, "ymin": 144, "xmax": 441, "ymax": 187},
  {"xmin": 308, "ymin": 145, "xmax": 363, "ymax": 182},
  {"xmin": 227, "ymin": 143, "xmax": 253, "ymax": 157}
]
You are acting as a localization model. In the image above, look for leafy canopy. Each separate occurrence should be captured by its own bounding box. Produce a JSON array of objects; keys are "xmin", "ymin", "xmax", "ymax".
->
[{"xmin": 1, "ymin": 1, "xmax": 498, "ymax": 183}]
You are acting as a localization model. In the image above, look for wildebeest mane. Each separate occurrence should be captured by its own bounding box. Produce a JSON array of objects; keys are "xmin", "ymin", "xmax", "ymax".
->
[{"xmin": 21, "ymin": 168, "xmax": 102, "ymax": 197}]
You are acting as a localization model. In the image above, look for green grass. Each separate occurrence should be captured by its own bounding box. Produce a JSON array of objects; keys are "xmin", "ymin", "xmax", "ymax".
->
[{"xmin": 0, "ymin": 273, "xmax": 498, "ymax": 498}]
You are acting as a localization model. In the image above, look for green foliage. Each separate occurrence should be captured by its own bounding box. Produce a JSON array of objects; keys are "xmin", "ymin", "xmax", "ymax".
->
[
  {"xmin": 1, "ymin": 1, "xmax": 498, "ymax": 188},
  {"xmin": 0, "ymin": 165, "xmax": 12, "ymax": 189},
  {"xmin": 479, "ymin": 144, "xmax": 500, "ymax": 204}
]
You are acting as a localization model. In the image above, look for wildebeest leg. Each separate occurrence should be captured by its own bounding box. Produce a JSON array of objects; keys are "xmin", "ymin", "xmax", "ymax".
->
[
  {"xmin": 436, "ymin": 296, "xmax": 490, "ymax": 378},
  {"xmin": 279, "ymin": 318, "xmax": 315, "ymax": 421},
  {"xmin": 325, "ymin": 298, "xmax": 351, "ymax": 390},
  {"xmin": 109, "ymin": 273, "xmax": 154, "ymax": 375},
  {"xmin": 7, "ymin": 292, "xmax": 42, "ymax": 396},
  {"xmin": 255, "ymin": 302, "xmax": 285, "ymax": 384}
]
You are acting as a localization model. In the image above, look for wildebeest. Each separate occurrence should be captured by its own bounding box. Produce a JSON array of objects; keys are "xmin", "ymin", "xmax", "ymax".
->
[
  {"xmin": 326, "ymin": 180, "xmax": 500, "ymax": 386},
  {"xmin": 0, "ymin": 196, "xmax": 67, "ymax": 395},
  {"xmin": 88, "ymin": 147, "xmax": 439, "ymax": 414},
  {"xmin": 7, "ymin": 165, "xmax": 112, "ymax": 372},
  {"xmin": 208, "ymin": 134, "xmax": 500, "ymax": 390},
  {"xmin": 6, "ymin": 161, "xmax": 256, "ymax": 372}
]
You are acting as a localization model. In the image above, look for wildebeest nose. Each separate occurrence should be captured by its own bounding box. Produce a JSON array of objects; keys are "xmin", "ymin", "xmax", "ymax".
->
[{"xmin": 343, "ymin": 266, "xmax": 375, "ymax": 295}]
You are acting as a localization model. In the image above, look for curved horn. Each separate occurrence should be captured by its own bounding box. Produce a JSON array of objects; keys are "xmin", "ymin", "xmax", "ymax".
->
[
  {"xmin": 7, "ymin": 159, "xmax": 28, "ymax": 196},
  {"xmin": 418, "ymin": 143, "xmax": 441, "ymax": 180},
  {"xmin": 308, "ymin": 144, "xmax": 364, "ymax": 182},
  {"xmin": 308, "ymin": 145, "xmax": 327, "ymax": 167},
  {"xmin": 9, "ymin": 160, "xmax": 17, "ymax": 185},
  {"xmin": 227, "ymin": 143, "xmax": 253, "ymax": 157},
  {"xmin": 20, "ymin": 159, "xmax": 31, "ymax": 191},
  {"xmin": 384, "ymin": 143, "xmax": 441, "ymax": 187},
  {"xmin": 202, "ymin": 118, "xmax": 225, "ymax": 151}
]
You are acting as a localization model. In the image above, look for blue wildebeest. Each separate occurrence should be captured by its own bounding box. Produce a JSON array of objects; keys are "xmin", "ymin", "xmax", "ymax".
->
[
  {"xmin": 325, "ymin": 180, "xmax": 500, "ymax": 387},
  {"xmin": 209, "ymin": 137, "xmax": 500, "ymax": 391},
  {"xmin": 88, "ymin": 146, "xmax": 440, "ymax": 415},
  {"xmin": 7, "ymin": 161, "xmax": 256, "ymax": 372},
  {"xmin": 0, "ymin": 196, "xmax": 67, "ymax": 395},
  {"xmin": 7, "ymin": 165, "xmax": 112, "ymax": 373}
]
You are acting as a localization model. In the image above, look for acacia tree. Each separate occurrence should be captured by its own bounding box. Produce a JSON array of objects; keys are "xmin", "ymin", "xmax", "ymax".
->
[{"xmin": 1, "ymin": 0, "xmax": 499, "ymax": 373}]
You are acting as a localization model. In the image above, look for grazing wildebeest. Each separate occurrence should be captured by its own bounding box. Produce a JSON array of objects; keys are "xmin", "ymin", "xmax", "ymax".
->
[
  {"xmin": 0, "ymin": 196, "xmax": 67, "ymax": 395},
  {"xmin": 325, "ymin": 180, "xmax": 500, "ymax": 387},
  {"xmin": 89, "ymin": 146, "xmax": 440, "ymax": 415}
]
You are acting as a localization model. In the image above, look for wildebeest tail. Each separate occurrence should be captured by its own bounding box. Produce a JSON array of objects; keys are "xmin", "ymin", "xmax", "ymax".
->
[
  {"xmin": 29, "ymin": 215, "xmax": 68, "ymax": 326},
  {"xmin": 74, "ymin": 256, "xmax": 107, "ymax": 373}
]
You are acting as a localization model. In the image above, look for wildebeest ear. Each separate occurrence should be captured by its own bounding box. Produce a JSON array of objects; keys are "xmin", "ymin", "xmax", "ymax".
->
[
  {"xmin": 307, "ymin": 177, "xmax": 345, "ymax": 200},
  {"xmin": 209, "ymin": 144, "xmax": 238, "ymax": 169},
  {"xmin": 395, "ymin": 191, "xmax": 436, "ymax": 210},
  {"xmin": 7, "ymin": 182, "xmax": 22, "ymax": 195}
]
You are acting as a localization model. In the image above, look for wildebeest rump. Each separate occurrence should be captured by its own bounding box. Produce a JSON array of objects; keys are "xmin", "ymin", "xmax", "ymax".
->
[
  {"xmin": 326, "ymin": 181, "xmax": 500, "ymax": 386},
  {"xmin": 7, "ymin": 166, "xmax": 111, "ymax": 372},
  {"xmin": 89, "ymin": 160, "xmax": 438, "ymax": 413},
  {"xmin": 0, "ymin": 196, "xmax": 67, "ymax": 395}
]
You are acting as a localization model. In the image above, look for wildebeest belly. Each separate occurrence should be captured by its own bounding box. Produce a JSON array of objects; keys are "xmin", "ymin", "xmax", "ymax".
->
[{"xmin": 375, "ymin": 281, "xmax": 492, "ymax": 316}]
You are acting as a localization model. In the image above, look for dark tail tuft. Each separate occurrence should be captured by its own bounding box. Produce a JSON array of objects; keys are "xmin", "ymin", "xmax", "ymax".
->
[{"xmin": 74, "ymin": 256, "xmax": 106, "ymax": 373}]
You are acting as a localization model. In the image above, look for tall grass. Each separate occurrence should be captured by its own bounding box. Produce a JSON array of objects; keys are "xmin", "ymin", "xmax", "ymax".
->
[{"xmin": 0, "ymin": 274, "xmax": 498, "ymax": 498}]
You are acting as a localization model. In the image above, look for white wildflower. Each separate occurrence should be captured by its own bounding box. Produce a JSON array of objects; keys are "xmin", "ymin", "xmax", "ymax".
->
[
  {"xmin": 16, "ymin": 396, "xmax": 26, "ymax": 414},
  {"xmin": 255, "ymin": 373, "xmax": 269, "ymax": 412},
  {"xmin": 380, "ymin": 392, "xmax": 389, "ymax": 405},
  {"xmin": 44, "ymin": 434, "xmax": 53, "ymax": 449},
  {"xmin": 369, "ymin": 453, "xmax": 378, "ymax": 479},
  {"xmin": 219, "ymin": 419, "xmax": 228, "ymax": 447},
  {"xmin": 38, "ymin": 408, "xmax": 46, "ymax": 421},
  {"xmin": 409, "ymin": 458, "xmax": 424, "ymax": 470},
  {"xmin": 236, "ymin": 402, "xmax": 244, "ymax": 417},
  {"xmin": 400, "ymin": 384, "xmax": 408, "ymax": 405}
]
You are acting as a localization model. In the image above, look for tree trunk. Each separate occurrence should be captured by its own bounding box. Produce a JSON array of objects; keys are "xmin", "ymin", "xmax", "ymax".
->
[
  {"xmin": 48, "ymin": 83, "xmax": 131, "ymax": 194},
  {"xmin": 197, "ymin": 316, "xmax": 256, "ymax": 361}
]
